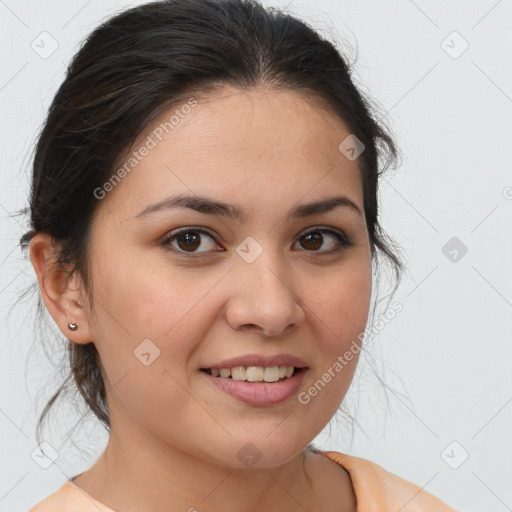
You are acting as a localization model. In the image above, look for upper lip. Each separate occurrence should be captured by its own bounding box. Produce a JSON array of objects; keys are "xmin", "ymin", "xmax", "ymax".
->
[{"xmin": 202, "ymin": 354, "xmax": 308, "ymax": 369}]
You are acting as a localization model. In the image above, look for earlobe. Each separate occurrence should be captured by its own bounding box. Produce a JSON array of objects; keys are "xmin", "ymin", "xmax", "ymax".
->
[{"xmin": 29, "ymin": 233, "xmax": 93, "ymax": 345}]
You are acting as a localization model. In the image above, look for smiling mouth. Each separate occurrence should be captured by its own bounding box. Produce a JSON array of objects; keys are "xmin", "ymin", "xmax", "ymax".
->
[{"xmin": 200, "ymin": 366, "xmax": 299, "ymax": 383}]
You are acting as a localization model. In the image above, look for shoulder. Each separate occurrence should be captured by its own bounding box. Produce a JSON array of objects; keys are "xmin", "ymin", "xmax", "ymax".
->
[
  {"xmin": 319, "ymin": 450, "xmax": 461, "ymax": 512},
  {"xmin": 28, "ymin": 482, "xmax": 76, "ymax": 512},
  {"xmin": 28, "ymin": 481, "xmax": 114, "ymax": 512}
]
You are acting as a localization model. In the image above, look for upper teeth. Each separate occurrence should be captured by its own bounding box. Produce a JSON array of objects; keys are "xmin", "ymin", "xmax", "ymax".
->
[{"xmin": 209, "ymin": 366, "xmax": 294, "ymax": 382}]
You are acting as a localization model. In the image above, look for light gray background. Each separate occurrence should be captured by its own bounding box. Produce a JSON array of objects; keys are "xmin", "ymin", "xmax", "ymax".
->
[{"xmin": 1, "ymin": 1, "xmax": 511, "ymax": 511}]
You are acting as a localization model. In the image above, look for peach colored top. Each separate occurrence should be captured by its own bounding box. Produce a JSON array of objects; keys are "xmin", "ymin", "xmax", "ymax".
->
[{"xmin": 28, "ymin": 450, "xmax": 460, "ymax": 511}]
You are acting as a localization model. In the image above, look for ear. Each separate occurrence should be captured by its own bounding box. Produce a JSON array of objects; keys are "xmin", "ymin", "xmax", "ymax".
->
[{"xmin": 29, "ymin": 233, "xmax": 94, "ymax": 345}]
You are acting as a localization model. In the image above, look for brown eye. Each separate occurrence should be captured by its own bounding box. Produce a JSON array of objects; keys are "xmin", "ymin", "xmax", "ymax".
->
[
  {"xmin": 163, "ymin": 228, "xmax": 221, "ymax": 255},
  {"xmin": 176, "ymin": 231, "xmax": 201, "ymax": 251},
  {"xmin": 300, "ymin": 231, "xmax": 323, "ymax": 250},
  {"xmin": 295, "ymin": 228, "xmax": 353, "ymax": 254}
]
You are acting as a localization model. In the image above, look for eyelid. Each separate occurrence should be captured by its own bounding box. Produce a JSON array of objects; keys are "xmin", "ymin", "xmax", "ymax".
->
[
  {"xmin": 167, "ymin": 225, "xmax": 217, "ymax": 239},
  {"xmin": 301, "ymin": 225, "xmax": 344, "ymax": 236}
]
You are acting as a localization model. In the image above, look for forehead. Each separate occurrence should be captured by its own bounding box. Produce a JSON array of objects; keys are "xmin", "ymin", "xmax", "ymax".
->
[{"xmin": 99, "ymin": 85, "xmax": 364, "ymax": 220}]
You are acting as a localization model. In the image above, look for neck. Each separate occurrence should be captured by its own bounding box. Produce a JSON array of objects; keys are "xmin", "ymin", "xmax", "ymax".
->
[{"xmin": 73, "ymin": 422, "xmax": 320, "ymax": 512}]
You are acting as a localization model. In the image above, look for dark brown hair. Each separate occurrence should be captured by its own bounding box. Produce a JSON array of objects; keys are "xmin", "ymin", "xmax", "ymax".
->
[{"xmin": 19, "ymin": 0, "xmax": 404, "ymax": 446}]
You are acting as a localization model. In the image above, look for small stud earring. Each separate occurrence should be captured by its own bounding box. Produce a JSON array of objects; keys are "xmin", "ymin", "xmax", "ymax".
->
[{"xmin": 68, "ymin": 322, "xmax": 78, "ymax": 331}]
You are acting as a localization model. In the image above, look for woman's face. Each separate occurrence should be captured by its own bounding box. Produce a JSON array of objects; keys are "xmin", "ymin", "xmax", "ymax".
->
[{"xmin": 83, "ymin": 85, "xmax": 372, "ymax": 467}]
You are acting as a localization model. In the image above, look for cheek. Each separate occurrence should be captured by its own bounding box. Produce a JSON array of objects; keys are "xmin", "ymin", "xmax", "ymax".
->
[
  {"xmin": 296, "ymin": 266, "xmax": 371, "ymax": 430},
  {"xmin": 301, "ymin": 256, "xmax": 371, "ymax": 404},
  {"xmin": 312, "ymin": 257, "xmax": 372, "ymax": 345},
  {"xmin": 88, "ymin": 278, "xmax": 213, "ymax": 433},
  {"xmin": 87, "ymin": 255, "xmax": 226, "ymax": 389}
]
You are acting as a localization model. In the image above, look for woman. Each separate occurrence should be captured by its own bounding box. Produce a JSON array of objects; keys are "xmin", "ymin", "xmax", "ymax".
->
[{"xmin": 23, "ymin": 0, "xmax": 459, "ymax": 510}]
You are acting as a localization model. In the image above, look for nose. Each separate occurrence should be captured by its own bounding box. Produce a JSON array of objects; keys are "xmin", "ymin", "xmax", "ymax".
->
[{"xmin": 225, "ymin": 255, "xmax": 306, "ymax": 337}]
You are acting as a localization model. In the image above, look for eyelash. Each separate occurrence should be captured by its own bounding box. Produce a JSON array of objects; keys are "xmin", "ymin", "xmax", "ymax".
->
[{"xmin": 161, "ymin": 225, "xmax": 354, "ymax": 258}]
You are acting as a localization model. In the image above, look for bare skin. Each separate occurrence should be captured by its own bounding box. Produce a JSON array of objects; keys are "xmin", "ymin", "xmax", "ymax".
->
[{"xmin": 30, "ymin": 85, "xmax": 370, "ymax": 512}]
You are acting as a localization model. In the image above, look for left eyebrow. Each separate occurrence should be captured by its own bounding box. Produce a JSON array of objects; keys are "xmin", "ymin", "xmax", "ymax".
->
[{"xmin": 133, "ymin": 194, "xmax": 362, "ymax": 221}]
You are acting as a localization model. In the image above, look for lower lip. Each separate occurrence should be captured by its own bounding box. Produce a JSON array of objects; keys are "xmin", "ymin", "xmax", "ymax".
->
[{"xmin": 200, "ymin": 368, "xmax": 307, "ymax": 406}]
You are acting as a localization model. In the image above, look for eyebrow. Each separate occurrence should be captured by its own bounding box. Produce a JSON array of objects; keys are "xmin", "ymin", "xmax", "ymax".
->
[{"xmin": 134, "ymin": 194, "xmax": 362, "ymax": 221}]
